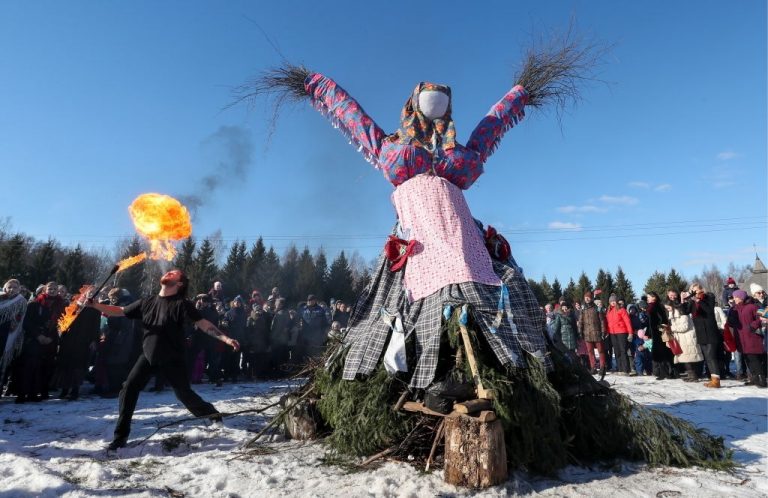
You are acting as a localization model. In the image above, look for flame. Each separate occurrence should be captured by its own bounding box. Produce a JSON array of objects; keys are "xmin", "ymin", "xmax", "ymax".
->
[
  {"xmin": 116, "ymin": 252, "xmax": 148, "ymax": 272},
  {"xmin": 57, "ymin": 285, "xmax": 93, "ymax": 334},
  {"xmin": 128, "ymin": 193, "xmax": 192, "ymax": 261}
]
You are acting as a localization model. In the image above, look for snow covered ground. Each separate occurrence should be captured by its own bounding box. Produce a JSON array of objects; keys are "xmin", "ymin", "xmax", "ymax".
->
[{"xmin": 1, "ymin": 375, "xmax": 766, "ymax": 498}]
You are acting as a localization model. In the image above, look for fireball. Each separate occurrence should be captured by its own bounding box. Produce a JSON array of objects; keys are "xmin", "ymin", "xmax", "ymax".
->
[{"xmin": 128, "ymin": 193, "xmax": 192, "ymax": 260}]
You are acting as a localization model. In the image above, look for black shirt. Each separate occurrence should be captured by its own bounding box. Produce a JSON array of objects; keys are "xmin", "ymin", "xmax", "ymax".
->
[{"xmin": 124, "ymin": 294, "xmax": 202, "ymax": 366}]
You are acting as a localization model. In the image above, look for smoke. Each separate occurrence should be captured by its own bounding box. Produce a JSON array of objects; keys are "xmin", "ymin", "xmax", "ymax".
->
[{"xmin": 178, "ymin": 125, "xmax": 254, "ymax": 217}]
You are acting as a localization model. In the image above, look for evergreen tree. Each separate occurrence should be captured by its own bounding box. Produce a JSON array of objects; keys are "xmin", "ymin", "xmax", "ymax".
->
[
  {"xmin": 353, "ymin": 267, "xmax": 372, "ymax": 297},
  {"xmin": 527, "ymin": 278, "xmax": 547, "ymax": 306},
  {"xmin": 539, "ymin": 275, "xmax": 555, "ymax": 305},
  {"xmin": 575, "ymin": 271, "xmax": 593, "ymax": 304},
  {"xmin": 314, "ymin": 248, "xmax": 329, "ymax": 299},
  {"xmin": 28, "ymin": 239, "xmax": 60, "ymax": 287},
  {"xmin": 258, "ymin": 247, "xmax": 282, "ymax": 293},
  {"xmin": 280, "ymin": 244, "xmax": 300, "ymax": 303},
  {"xmin": 613, "ymin": 266, "xmax": 636, "ymax": 303},
  {"xmin": 295, "ymin": 247, "xmax": 318, "ymax": 301},
  {"xmin": 244, "ymin": 237, "xmax": 266, "ymax": 292},
  {"xmin": 114, "ymin": 237, "xmax": 144, "ymax": 298},
  {"xmin": 643, "ymin": 270, "xmax": 668, "ymax": 299},
  {"xmin": 191, "ymin": 238, "xmax": 218, "ymax": 296},
  {"xmin": 0, "ymin": 233, "xmax": 30, "ymax": 282},
  {"xmin": 57, "ymin": 245, "xmax": 87, "ymax": 291},
  {"xmin": 221, "ymin": 241, "xmax": 248, "ymax": 298},
  {"xmin": 551, "ymin": 278, "xmax": 563, "ymax": 302},
  {"xmin": 665, "ymin": 268, "xmax": 688, "ymax": 294},
  {"xmin": 563, "ymin": 278, "xmax": 577, "ymax": 304},
  {"xmin": 327, "ymin": 251, "xmax": 355, "ymax": 303},
  {"xmin": 173, "ymin": 237, "xmax": 197, "ymax": 275},
  {"xmin": 594, "ymin": 268, "xmax": 615, "ymax": 302}
]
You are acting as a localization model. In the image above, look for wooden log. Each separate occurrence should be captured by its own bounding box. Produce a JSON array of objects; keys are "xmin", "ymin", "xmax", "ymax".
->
[
  {"xmin": 281, "ymin": 394, "xmax": 321, "ymax": 440},
  {"xmin": 402, "ymin": 401, "xmax": 458, "ymax": 418},
  {"xmin": 454, "ymin": 399, "xmax": 493, "ymax": 415},
  {"xmin": 444, "ymin": 415, "xmax": 507, "ymax": 488}
]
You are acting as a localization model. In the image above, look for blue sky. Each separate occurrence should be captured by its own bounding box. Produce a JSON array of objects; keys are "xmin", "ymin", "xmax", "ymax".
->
[{"xmin": 1, "ymin": 0, "xmax": 766, "ymax": 291}]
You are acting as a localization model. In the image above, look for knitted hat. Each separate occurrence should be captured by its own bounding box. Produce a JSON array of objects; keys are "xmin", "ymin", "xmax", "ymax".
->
[
  {"xmin": 732, "ymin": 290, "xmax": 747, "ymax": 300},
  {"xmin": 608, "ymin": 293, "xmax": 618, "ymax": 303},
  {"xmin": 726, "ymin": 277, "xmax": 736, "ymax": 285},
  {"xmin": 750, "ymin": 283, "xmax": 764, "ymax": 295}
]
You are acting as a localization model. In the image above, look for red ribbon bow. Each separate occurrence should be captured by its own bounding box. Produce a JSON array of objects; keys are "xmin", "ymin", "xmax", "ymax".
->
[{"xmin": 384, "ymin": 235, "xmax": 417, "ymax": 272}]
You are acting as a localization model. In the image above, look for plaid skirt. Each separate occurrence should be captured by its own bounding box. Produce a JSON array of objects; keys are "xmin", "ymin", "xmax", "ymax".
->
[{"xmin": 341, "ymin": 249, "xmax": 552, "ymax": 389}]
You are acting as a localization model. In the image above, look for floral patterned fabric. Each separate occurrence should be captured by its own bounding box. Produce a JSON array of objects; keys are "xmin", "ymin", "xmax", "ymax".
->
[
  {"xmin": 304, "ymin": 73, "xmax": 528, "ymax": 190},
  {"xmin": 388, "ymin": 82, "xmax": 457, "ymax": 151},
  {"xmin": 392, "ymin": 174, "xmax": 500, "ymax": 302}
]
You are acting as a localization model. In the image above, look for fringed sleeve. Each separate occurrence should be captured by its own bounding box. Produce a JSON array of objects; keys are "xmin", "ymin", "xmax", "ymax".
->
[
  {"xmin": 466, "ymin": 85, "xmax": 528, "ymax": 165},
  {"xmin": 305, "ymin": 73, "xmax": 387, "ymax": 169}
]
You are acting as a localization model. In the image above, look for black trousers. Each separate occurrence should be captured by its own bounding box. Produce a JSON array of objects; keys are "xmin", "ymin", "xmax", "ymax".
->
[
  {"xmin": 115, "ymin": 354, "xmax": 218, "ymax": 439},
  {"xmin": 745, "ymin": 353, "xmax": 767, "ymax": 380},
  {"xmin": 610, "ymin": 333, "xmax": 630, "ymax": 373},
  {"xmin": 700, "ymin": 343, "xmax": 721, "ymax": 376}
]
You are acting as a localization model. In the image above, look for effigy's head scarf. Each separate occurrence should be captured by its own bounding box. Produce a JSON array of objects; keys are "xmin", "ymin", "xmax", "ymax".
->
[{"xmin": 389, "ymin": 82, "xmax": 456, "ymax": 151}]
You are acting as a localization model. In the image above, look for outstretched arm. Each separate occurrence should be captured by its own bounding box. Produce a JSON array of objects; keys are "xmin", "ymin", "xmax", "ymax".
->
[
  {"xmin": 195, "ymin": 318, "xmax": 240, "ymax": 351},
  {"xmin": 465, "ymin": 85, "xmax": 528, "ymax": 165},
  {"xmin": 304, "ymin": 73, "xmax": 387, "ymax": 167}
]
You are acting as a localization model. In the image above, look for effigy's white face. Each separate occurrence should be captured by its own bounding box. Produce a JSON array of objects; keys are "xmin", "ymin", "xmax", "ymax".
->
[{"xmin": 418, "ymin": 90, "xmax": 449, "ymax": 120}]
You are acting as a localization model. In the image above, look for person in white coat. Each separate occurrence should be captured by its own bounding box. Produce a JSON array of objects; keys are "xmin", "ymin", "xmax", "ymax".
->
[{"xmin": 665, "ymin": 303, "xmax": 703, "ymax": 382}]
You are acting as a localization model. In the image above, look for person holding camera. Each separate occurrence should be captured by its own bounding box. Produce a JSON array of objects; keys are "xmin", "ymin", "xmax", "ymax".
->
[{"xmin": 681, "ymin": 283, "xmax": 723, "ymax": 388}]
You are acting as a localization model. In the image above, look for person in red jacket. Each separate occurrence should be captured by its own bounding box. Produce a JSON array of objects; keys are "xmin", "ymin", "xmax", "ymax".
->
[{"xmin": 605, "ymin": 294, "xmax": 634, "ymax": 375}]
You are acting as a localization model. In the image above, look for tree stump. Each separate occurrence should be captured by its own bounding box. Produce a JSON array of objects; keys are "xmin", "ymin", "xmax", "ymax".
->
[
  {"xmin": 443, "ymin": 415, "xmax": 507, "ymax": 488},
  {"xmin": 281, "ymin": 394, "xmax": 322, "ymax": 440}
]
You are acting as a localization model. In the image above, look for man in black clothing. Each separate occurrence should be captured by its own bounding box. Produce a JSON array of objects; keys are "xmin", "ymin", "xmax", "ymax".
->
[{"xmin": 89, "ymin": 269, "xmax": 240, "ymax": 450}]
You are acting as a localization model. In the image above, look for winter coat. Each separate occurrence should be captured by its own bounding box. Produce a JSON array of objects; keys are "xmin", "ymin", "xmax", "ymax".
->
[
  {"xmin": 300, "ymin": 304, "xmax": 329, "ymax": 348},
  {"xmin": 270, "ymin": 309, "xmax": 295, "ymax": 347},
  {"xmin": 245, "ymin": 310, "xmax": 271, "ymax": 350},
  {"xmin": 721, "ymin": 285, "xmax": 738, "ymax": 307},
  {"xmin": 686, "ymin": 292, "xmax": 722, "ymax": 345},
  {"xmin": 551, "ymin": 312, "xmax": 579, "ymax": 351},
  {"xmin": 668, "ymin": 308, "xmax": 703, "ymax": 363},
  {"xmin": 647, "ymin": 301, "xmax": 673, "ymax": 362},
  {"xmin": 578, "ymin": 303, "xmax": 604, "ymax": 342},
  {"xmin": 728, "ymin": 300, "xmax": 764, "ymax": 354},
  {"xmin": 222, "ymin": 307, "xmax": 247, "ymax": 342},
  {"xmin": 605, "ymin": 306, "xmax": 633, "ymax": 335},
  {"xmin": 56, "ymin": 307, "xmax": 101, "ymax": 369}
]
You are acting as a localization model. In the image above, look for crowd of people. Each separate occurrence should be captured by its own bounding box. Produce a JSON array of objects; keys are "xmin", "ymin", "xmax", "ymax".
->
[
  {"xmin": 1, "ymin": 273, "xmax": 766, "ymax": 410},
  {"xmin": 0, "ymin": 277, "xmax": 352, "ymax": 405},
  {"xmin": 544, "ymin": 278, "xmax": 768, "ymax": 388}
]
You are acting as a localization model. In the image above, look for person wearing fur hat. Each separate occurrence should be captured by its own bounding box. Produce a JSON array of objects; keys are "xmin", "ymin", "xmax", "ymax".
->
[
  {"xmin": 751, "ymin": 283, "xmax": 767, "ymax": 308},
  {"xmin": 728, "ymin": 290, "xmax": 766, "ymax": 387}
]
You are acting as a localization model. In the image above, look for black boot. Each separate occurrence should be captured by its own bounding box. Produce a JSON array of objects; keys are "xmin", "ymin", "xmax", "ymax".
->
[
  {"xmin": 57, "ymin": 389, "xmax": 69, "ymax": 399},
  {"xmin": 106, "ymin": 436, "xmax": 128, "ymax": 451}
]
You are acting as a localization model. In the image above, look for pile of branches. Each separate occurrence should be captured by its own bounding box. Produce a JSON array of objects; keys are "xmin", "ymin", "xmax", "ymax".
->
[{"xmin": 242, "ymin": 310, "xmax": 733, "ymax": 476}]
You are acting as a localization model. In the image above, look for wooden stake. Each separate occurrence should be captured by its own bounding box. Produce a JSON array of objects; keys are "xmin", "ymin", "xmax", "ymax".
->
[
  {"xmin": 458, "ymin": 324, "xmax": 495, "ymax": 400},
  {"xmin": 425, "ymin": 419, "xmax": 446, "ymax": 472}
]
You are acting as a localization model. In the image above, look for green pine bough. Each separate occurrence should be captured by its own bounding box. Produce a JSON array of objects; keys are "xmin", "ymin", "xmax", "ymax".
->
[{"xmin": 296, "ymin": 310, "xmax": 733, "ymax": 474}]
